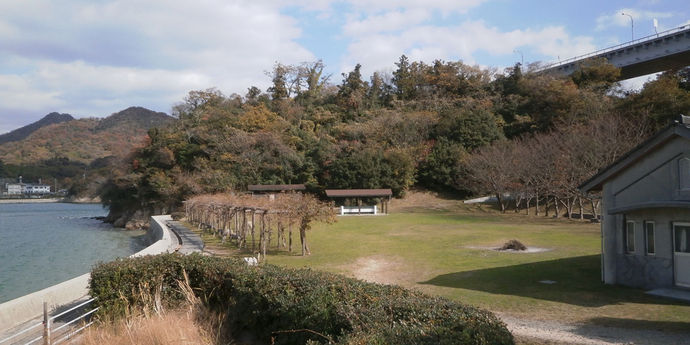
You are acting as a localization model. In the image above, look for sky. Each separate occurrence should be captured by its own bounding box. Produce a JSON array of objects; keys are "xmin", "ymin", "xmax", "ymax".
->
[{"xmin": 0, "ymin": 0, "xmax": 688, "ymax": 133}]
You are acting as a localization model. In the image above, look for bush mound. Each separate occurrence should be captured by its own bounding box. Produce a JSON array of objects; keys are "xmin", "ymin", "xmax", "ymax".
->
[
  {"xmin": 90, "ymin": 253, "xmax": 513, "ymax": 345},
  {"xmin": 500, "ymin": 239, "xmax": 527, "ymax": 251}
]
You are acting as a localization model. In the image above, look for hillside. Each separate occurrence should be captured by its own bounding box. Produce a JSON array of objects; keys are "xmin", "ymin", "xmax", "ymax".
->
[
  {"xmin": 0, "ymin": 107, "xmax": 175, "ymax": 165},
  {"xmin": 0, "ymin": 112, "xmax": 74, "ymax": 145},
  {"xmin": 95, "ymin": 106, "xmax": 173, "ymax": 132}
]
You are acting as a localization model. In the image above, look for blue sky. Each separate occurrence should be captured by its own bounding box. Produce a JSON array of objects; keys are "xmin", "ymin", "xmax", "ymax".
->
[{"xmin": 0, "ymin": 0, "xmax": 687, "ymax": 133}]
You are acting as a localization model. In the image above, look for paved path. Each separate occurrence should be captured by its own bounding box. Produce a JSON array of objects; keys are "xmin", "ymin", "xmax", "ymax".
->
[
  {"xmin": 166, "ymin": 220, "xmax": 204, "ymax": 254},
  {"xmin": 500, "ymin": 314, "xmax": 690, "ymax": 345}
]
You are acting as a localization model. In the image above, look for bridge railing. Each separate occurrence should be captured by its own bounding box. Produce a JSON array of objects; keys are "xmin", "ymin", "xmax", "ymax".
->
[{"xmin": 539, "ymin": 24, "xmax": 690, "ymax": 71}]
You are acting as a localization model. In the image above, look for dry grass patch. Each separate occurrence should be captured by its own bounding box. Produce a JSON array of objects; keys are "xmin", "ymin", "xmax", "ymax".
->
[{"xmin": 78, "ymin": 309, "xmax": 219, "ymax": 345}]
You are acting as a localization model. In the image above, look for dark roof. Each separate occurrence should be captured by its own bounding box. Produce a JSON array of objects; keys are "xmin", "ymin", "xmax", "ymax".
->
[
  {"xmin": 325, "ymin": 189, "xmax": 392, "ymax": 198},
  {"xmin": 247, "ymin": 184, "xmax": 306, "ymax": 192},
  {"xmin": 579, "ymin": 123, "xmax": 690, "ymax": 193}
]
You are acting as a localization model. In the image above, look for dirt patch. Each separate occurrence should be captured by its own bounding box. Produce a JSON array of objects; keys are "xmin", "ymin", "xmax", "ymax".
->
[
  {"xmin": 389, "ymin": 190, "xmax": 461, "ymax": 212},
  {"xmin": 345, "ymin": 255, "xmax": 416, "ymax": 286}
]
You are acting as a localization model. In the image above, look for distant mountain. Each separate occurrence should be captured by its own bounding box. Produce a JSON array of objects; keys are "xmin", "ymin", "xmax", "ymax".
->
[
  {"xmin": 0, "ymin": 107, "xmax": 175, "ymax": 165},
  {"xmin": 96, "ymin": 106, "xmax": 174, "ymax": 132},
  {"xmin": 0, "ymin": 112, "xmax": 74, "ymax": 145}
]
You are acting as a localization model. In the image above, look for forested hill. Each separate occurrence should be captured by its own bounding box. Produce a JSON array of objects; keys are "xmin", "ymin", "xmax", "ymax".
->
[
  {"xmin": 0, "ymin": 112, "xmax": 74, "ymax": 145},
  {"xmin": 0, "ymin": 107, "xmax": 174, "ymax": 165},
  {"xmin": 95, "ymin": 106, "xmax": 173, "ymax": 131},
  {"xmin": 98, "ymin": 58, "xmax": 690, "ymax": 227}
]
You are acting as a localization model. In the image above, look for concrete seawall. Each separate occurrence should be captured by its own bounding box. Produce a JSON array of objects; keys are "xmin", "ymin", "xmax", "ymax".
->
[{"xmin": 0, "ymin": 215, "xmax": 176, "ymax": 332}]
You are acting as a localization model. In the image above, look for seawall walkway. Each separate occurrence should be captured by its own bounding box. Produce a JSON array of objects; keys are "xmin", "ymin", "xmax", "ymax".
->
[
  {"xmin": 0, "ymin": 215, "xmax": 202, "ymax": 341},
  {"xmin": 166, "ymin": 220, "xmax": 204, "ymax": 254}
]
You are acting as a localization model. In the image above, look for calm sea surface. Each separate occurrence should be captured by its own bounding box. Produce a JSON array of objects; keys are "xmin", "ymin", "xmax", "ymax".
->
[{"xmin": 0, "ymin": 202, "xmax": 147, "ymax": 303}]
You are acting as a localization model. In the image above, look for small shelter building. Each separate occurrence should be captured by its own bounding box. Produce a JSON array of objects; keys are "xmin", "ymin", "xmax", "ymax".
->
[
  {"xmin": 248, "ymin": 184, "xmax": 306, "ymax": 198},
  {"xmin": 580, "ymin": 122, "xmax": 690, "ymax": 289},
  {"xmin": 325, "ymin": 189, "xmax": 392, "ymax": 215}
]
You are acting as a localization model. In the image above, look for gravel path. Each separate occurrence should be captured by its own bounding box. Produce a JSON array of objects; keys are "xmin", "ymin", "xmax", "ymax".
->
[{"xmin": 499, "ymin": 314, "xmax": 690, "ymax": 345}]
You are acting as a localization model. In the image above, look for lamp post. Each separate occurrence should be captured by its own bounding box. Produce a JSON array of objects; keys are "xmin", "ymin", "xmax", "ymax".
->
[
  {"xmin": 513, "ymin": 49, "xmax": 523, "ymax": 65},
  {"xmin": 621, "ymin": 12, "xmax": 634, "ymax": 41}
]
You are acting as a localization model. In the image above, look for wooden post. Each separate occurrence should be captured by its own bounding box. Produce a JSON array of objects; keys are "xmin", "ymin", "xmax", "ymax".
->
[
  {"xmin": 288, "ymin": 220, "xmax": 292, "ymax": 252},
  {"xmin": 259, "ymin": 212, "xmax": 263, "ymax": 254},
  {"xmin": 259, "ymin": 212, "xmax": 265, "ymax": 258},
  {"xmin": 251, "ymin": 210, "xmax": 256, "ymax": 251},
  {"xmin": 43, "ymin": 301, "xmax": 50, "ymax": 345}
]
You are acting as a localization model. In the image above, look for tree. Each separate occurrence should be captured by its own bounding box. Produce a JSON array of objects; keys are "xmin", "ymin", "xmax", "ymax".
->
[
  {"xmin": 393, "ymin": 55, "xmax": 416, "ymax": 100},
  {"xmin": 417, "ymin": 137, "xmax": 468, "ymax": 193},
  {"xmin": 620, "ymin": 71, "xmax": 690, "ymax": 129},
  {"xmin": 435, "ymin": 103, "xmax": 504, "ymax": 150},
  {"xmin": 465, "ymin": 141, "xmax": 516, "ymax": 212},
  {"xmin": 245, "ymin": 86, "xmax": 262, "ymax": 102},
  {"xmin": 337, "ymin": 63, "xmax": 368, "ymax": 113},
  {"xmin": 298, "ymin": 60, "xmax": 330, "ymax": 104},
  {"xmin": 570, "ymin": 57, "xmax": 621, "ymax": 92},
  {"xmin": 517, "ymin": 74, "xmax": 581, "ymax": 131},
  {"xmin": 266, "ymin": 63, "xmax": 290, "ymax": 100},
  {"xmin": 325, "ymin": 145, "xmax": 414, "ymax": 197}
]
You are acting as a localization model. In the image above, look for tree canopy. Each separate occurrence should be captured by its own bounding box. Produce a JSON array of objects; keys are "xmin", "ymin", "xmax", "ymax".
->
[{"xmin": 95, "ymin": 56, "xmax": 689, "ymax": 224}]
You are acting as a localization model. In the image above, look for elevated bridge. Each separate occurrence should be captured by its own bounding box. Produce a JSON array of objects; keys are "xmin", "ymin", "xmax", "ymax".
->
[{"xmin": 540, "ymin": 25, "xmax": 690, "ymax": 80}]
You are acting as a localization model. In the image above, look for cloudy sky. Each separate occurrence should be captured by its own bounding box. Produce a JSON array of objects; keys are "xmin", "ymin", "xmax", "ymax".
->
[{"xmin": 0, "ymin": 0, "xmax": 687, "ymax": 133}]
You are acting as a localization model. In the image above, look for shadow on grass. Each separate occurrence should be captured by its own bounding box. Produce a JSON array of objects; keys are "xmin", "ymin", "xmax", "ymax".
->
[
  {"xmin": 420, "ymin": 255, "xmax": 686, "ymax": 307},
  {"xmin": 582, "ymin": 317, "xmax": 690, "ymax": 333}
]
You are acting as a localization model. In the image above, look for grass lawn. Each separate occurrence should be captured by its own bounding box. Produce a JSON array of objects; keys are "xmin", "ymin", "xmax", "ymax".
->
[{"xmin": 188, "ymin": 194, "xmax": 690, "ymax": 333}]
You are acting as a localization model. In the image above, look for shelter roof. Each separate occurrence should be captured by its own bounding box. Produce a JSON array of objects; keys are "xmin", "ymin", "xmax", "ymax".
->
[
  {"xmin": 247, "ymin": 184, "xmax": 306, "ymax": 192},
  {"xmin": 325, "ymin": 189, "xmax": 392, "ymax": 198}
]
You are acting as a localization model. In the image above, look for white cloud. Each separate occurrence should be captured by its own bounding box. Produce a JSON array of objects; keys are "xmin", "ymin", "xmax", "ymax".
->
[
  {"xmin": 345, "ymin": 0, "xmax": 486, "ymax": 13},
  {"xmin": 595, "ymin": 8, "xmax": 674, "ymax": 31},
  {"xmin": 0, "ymin": 0, "xmax": 314, "ymax": 125},
  {"xmin": 343, "ymin": 8, "xmax": 431, "ymax": 36},
  {"xmin": 340, "ymin": 20, "xmax": 595, "ymax": 77}
]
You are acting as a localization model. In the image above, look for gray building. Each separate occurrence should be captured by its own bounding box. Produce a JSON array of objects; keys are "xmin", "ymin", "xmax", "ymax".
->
[{"xmin": 580, "ymin": 122, "xmax": 690, "ymax": 289}]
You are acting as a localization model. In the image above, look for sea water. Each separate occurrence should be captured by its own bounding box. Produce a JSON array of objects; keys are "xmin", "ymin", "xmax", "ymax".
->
[{"xmin": 0, "ymin": 203, "xmax": 147, "ymax": 303}]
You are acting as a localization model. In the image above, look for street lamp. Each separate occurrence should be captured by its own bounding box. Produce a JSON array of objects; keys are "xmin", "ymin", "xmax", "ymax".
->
[
  {"xmin": 513, "ymin": 49, "xmax": 523, "ymax": 65},
  {"xmin": 621, "ymin": 12, "xmax": 634, "ymax": 41}
]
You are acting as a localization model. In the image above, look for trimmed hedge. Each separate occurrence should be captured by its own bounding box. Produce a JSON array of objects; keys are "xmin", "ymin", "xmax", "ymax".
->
[{"xmin": 90, "ymin": 253, "xmax": 514, "ymax": 345}]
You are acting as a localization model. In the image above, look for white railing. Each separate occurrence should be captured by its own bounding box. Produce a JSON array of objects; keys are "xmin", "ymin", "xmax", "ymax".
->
[
  {"xmin": 338, "ymin": 205, "xmax": 377, "ymax": 215},
  {"xmin": 0, "ymin": 299, "xmax": 98, "ymax": 345},
  {"xmin": 539, "ymin": 24, "xmax": 690, "ymax": 71}
]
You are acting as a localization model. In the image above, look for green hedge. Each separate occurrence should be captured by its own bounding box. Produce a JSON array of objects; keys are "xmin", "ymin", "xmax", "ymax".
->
[{"xmin": 90, "ymin": 253, "xmax": 514, "ymax": 345}]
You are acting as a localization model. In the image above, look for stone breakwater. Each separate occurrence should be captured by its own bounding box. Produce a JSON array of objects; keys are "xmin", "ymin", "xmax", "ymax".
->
[{"xmin": 0, "ymin": 215, "xmax": 177, "ymax": 333}]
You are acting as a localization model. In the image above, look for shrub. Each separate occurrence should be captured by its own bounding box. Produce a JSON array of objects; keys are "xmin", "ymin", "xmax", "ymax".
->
[
  {"xmin": 500, "ymin": 239, "xmax": 527, "ymax": 251},
  {"xmin": 90, "ymin": 253, "xmax": 514, "ymax": 345}
]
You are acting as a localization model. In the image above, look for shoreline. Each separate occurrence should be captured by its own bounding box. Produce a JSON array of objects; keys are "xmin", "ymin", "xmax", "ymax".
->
[
  {"xmin": 0, "ymin": 198, "xmax": 64, "ymax": 204},
  {"xmin": 0, "ymin": 215, "xmax": 176, "ymax": 332},
  {"xmin": 0, "ymin": 198, "xmax": 100, "ymax": 204}
]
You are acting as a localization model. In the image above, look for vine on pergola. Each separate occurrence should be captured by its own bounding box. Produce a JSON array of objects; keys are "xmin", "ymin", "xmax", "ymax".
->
[{"xmin": 184, "ymin": 193, "xmax": 336, "ymax": 257}]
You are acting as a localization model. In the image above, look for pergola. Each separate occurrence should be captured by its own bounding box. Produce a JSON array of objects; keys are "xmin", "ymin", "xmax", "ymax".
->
[{"xmin": 325, "ymin": 189, "xmax": 392, "ymax": 215}]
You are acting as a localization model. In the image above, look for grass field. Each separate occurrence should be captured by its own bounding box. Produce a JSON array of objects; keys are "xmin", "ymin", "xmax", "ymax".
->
[{"xmin": 189, "ymin": 194, "xmax": 690, "ymax": 333}]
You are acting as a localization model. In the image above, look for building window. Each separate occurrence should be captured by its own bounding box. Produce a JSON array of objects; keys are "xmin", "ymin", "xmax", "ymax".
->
[
  {"xmin": 680, "ymin": 158, "xmax": 690, "ymax": 191},
  {"xmin": 625, "ymin": 221, "xmax": 635, "ymax": 254},
  {"xmin": 675, "ymin": 224, "xmax": 690, "ymax": 253},
  {"xmin": 644, "ymin": 221, "xmax": 655, "ymax": 255}
]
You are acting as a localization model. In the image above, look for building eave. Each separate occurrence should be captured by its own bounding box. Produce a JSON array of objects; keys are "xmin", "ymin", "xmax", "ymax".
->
[{"xmin": 608, "ymin": 200, "xmax": 690, "ymax": 214}]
